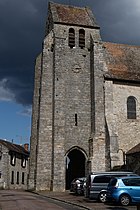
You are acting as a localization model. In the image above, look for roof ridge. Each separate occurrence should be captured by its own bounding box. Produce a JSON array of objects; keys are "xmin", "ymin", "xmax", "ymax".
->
[
  {"xmin": 49, "ymin": 1, "xmax": 86, "ymax": 10},
  {"xmin": 103, "ymin": 41, "xmax": 140, "ymax": 48}
]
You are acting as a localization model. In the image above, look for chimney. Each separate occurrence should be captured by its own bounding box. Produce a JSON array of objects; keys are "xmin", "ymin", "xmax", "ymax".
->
[{"xmin": 24, "ymin": 143, "xmax": 29, "ymax": 151}]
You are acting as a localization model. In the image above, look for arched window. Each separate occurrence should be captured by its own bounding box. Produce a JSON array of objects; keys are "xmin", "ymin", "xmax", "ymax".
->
[
  {"xmin": 127, "ymin": 96, "xmax": 136, "ymax": 119},
  {"xmin": 21, "ymin": 156, "xmax": 26, "ymax": 168},
  {"xmin": 68, "ymin": 28, "xmax": 75, "ymax": 48},
  {"xmin": 79, "ymin": 29, "xmax": 85, "ymax": 48},
  {"xmin": 10, "ymin": 152, "xmax": 16, "ymax": 166}
]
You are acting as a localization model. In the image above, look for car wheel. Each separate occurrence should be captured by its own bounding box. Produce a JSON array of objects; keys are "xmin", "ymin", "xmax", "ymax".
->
[
  {"xmin": 119, "ymin": 194, "xmax": 131, "ymax": 206},
  {"xmin": 99, "ymin": 191, "xmax": 107, "ymax": 203}
]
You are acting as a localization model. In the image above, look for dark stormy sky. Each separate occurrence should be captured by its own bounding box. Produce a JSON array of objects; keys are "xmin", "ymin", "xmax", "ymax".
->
[{"xmin": 0, "ymin": 0, "xmax": 140, "ymax": 143}]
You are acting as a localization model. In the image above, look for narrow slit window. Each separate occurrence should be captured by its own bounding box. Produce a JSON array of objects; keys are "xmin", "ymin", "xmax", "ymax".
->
[
  {"xmin": 69, "ymin": 28, "xmax": 75, "ymax": 48},
  {"xmin": 79, "ymin": 29, "xmax": 85, "ymax": 48},
  {"xmin": 11, "ymin": 171, "xmax": 14, "ymax": 184},
  {"xmin": 22, "ymin": 172, "xmax": 25, "ymax": 184},
  {"xmin": 127, "ymin": 96, "xmax": 136, "ymax": 119},
  {"xmin": 17, "ymin": 172, "xmax": 19, "ymax": 184},
  {"xmin": 75, "ymin": 114, "xmax": 78, "ymax": 126}
]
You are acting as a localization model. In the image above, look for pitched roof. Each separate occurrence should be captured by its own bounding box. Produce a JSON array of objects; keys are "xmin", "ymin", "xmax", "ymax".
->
[
  {"xmin": 0, "ymin": 139, "xmax": 29, "ymax": 156},
  {"xmin": 103, "ymin": 42, "xmax": 140, "ymax": 82},
  {"xmin": 49, "ymin": 2, "xmax": 99, "ymax": 28},
  {"xmin": 126, "ymin": 143, "xmax": 140, "ymax": 155}
]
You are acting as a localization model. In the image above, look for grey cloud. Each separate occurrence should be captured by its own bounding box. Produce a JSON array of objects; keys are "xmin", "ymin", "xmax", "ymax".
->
[
  {"xmin": 0, "ymin": 0, "xmax": 140, "ymax": 106},
  {"xmin": 17, "ymin": 106, "xmax": 32, "ymax": 117},
  {"xmin": 0, "ymin": 0, "xmax": 47, "ymax": 105}
]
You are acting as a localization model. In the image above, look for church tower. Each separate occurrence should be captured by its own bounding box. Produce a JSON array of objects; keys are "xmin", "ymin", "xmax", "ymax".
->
[{"xmin": 28, "ymin": 2, "xmax": 108, "ymax": 191}]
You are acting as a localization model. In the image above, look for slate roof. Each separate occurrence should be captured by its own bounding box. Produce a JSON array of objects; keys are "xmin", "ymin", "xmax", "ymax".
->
[
  {"xmin": 126, "ymin": 143, "xmax": 140, "ymax": 155},
  {"xmin": 0, "ymin": 139, "xmax": 29, "ymax": 156},
  {"xmin": 103, "ymin": 42, "xmax": 140, "ymax": 82},
  {"xmin": 49, "ymin": 2, "xmax": 99, "ymax": 28}
]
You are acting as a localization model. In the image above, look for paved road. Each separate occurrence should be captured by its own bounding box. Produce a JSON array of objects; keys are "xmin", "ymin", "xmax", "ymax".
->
[
  {"xmin": 39, "ymin": 190, "xmax": 138, "ymax": 210},
  {"xmin": 0, "ymin": 190, "xmax": 138, "ymax": 210},
  {"xmin": 0, "ymin": 190, "xmax": 84, "ymax": 210}
]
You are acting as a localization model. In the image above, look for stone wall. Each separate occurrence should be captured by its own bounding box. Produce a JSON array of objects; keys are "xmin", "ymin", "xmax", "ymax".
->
[
  {"xmin": 30, "ymin": 19, "xmax": 108, "ymax": 191},
  {"xmin": 0, "ymin": 145, "xmax": 9, "ymax": 189},
  {"xmin": 35, "ymin": 31, "xmax": 54, "ymax": 191},
  {"xmin": 29, "ymin": 2, "xmax": 140, "ymax": 192},
  {"xmin": 105, "ymin": 81, "xmax": 140, "ymax": 167},
  {"xmin": 91, "ymin": 41, "xmax": 107, "ymax": 172},
  {"xmin": 0, "ymin": 144, "xmax": 29, "ymax": 190},
  {"xmin": 28, "ymin": 54, "xmax": 42, "ymax": 190}
]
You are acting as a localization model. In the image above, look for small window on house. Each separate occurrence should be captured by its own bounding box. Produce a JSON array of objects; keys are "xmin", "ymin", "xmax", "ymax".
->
[
  {"xmin": 22, "ymin": 172, "xmax": 25, "ymax": 184},
  {"xmin": 11, "ymin": 171, "xmax": 14, "ymax": 184},
  {"xmin": 127, "ymin": 96, "xmax": 136, "ymax": 119},
  {"xmin": 79, "ymin": 29, "xmax": 85, "ymax": 48},
  {"xmin": 21, "ymin": 156, "xmax": 26, "ymax": 168},
  {"xmin": 16, "ymin": 172, "xmax": 19, "ymax": 184},
  {"xmin": 69, "ymin": 28, "xmax": 75, "ymax": 48},
  {"xmin": 10, "ymin": 153, "xmax": 16, "ymax": 166}
]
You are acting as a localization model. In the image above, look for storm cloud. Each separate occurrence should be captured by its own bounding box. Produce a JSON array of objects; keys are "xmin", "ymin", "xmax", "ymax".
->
[{"xmin": 0, "ymin": 0, "xmax": 140, "ymax": 106}]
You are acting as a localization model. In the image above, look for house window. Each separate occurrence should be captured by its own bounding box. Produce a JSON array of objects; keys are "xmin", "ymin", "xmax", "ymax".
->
[
  {"xmin": 79, "ymin": 29, "xmax": 85, "ymax": 48},
  {"xmin": 0, "ymin": 171, "xmax": 1, "ymax": 178},
  {"xmin": 21, "ymin": 156, "xmax": 26, "ymax": 168},
  {"xmin": 22, "ymin": 172, "xmax": 25, "ymax": 184},
  {"xmin": 127, "ymin": 96, "xmax": 136, "ymax": 119},
  {"xmin": 10, "ymin": 153, "xmax": 16, "ymax": 166},
  {"xmin": 69, "ymin": 28, "xmax": 75, "ymax": 48},
  {"xmin": 11, "ymin": 171, "xmax": 14, "ymax": 184},
  {"xmin": 16, "ymin": 172, "xmax": 19, "ymax": 184}
]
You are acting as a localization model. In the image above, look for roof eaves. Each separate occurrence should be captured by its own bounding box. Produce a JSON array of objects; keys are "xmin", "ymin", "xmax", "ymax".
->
[{"xmin": 53, "ymin": 21, "xmax": 100, "ymax": 29}]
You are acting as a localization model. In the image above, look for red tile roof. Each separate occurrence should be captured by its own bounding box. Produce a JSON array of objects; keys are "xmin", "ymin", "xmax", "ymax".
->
[
  {"xmin": 49, "ymin": 2, "xmax": 99, "ymax": 28},
  {"xmin": 104, "ymin": 42, "xmax": 140, "ymax": 82}
]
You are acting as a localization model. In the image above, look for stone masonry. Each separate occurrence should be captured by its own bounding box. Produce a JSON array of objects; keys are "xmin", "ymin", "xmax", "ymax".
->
[
  {"xmin": 0, "ymin": 139, "xmax": 29, "ymax": 190},
  {"xmin": 29, "ymin": 2, "xmax": 140, "ymax": 191}
]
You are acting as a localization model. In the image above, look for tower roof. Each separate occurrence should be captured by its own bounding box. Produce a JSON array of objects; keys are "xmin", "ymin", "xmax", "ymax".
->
[{"xmin": 49, "ymin": 2, "xmax": 99, "ymax": 28}]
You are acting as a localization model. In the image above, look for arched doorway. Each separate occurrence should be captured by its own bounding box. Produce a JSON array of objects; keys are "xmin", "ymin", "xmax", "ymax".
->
[{"xmin": 66, "ymin": 148, "xmax": 86, "ymax": 189}]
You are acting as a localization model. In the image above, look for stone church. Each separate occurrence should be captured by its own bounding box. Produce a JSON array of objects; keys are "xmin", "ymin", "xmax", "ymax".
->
[{"xmin": 28, "ymin": 2, "xmax": 140, "ymax": 191}]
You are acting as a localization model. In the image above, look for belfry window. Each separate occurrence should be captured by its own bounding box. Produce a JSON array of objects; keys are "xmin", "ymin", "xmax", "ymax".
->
[
  {"xmin": 127, "ymin": 96, "xmax": 136, "ymax": 119},
  {"xmin": 68, "ymin": 28, "xmax": 75, "ymax": 48},
  {"xmin": 79, "ymin": 29, "xmax": 85, "ymax": 48}
]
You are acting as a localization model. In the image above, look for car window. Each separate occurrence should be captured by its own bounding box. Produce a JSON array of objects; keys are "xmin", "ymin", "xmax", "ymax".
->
[
  {"xmin": 93, "ymin": 175, "xmax": 112, "ymax": 183},
  {"xmin": 109, "ymin": 178, "xmax": 117, "ymax": 187},
  {"xmin": 123, "ymin": 178, "xmax": 140, "ymax": 186}
]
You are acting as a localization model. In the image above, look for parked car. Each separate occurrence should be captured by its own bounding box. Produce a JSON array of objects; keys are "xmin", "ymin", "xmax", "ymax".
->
[
  {"xmin": 107, "ymin": 176, "xmax": 140, "ymax": 206},
  {"xmin": 70, "ymin": 177, "xmax": 86, "ymax": 195},
  {"xmin": 85, "ymin": 171, "xmax": 137, "ymax": 203}
]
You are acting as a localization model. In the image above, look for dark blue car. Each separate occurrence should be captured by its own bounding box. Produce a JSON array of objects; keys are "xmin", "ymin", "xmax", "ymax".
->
[{"xmin": 107, "ymin": 176, "xmax": 140, "ymax": 206}]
